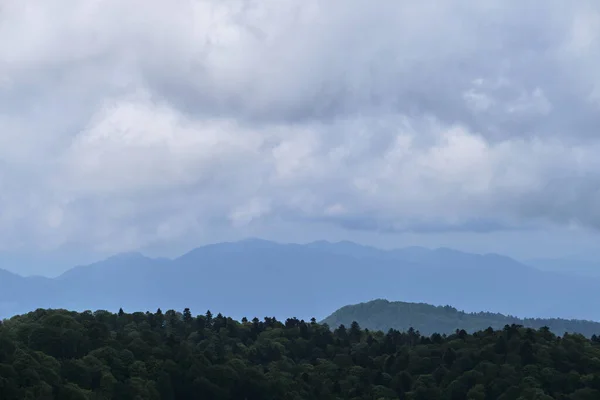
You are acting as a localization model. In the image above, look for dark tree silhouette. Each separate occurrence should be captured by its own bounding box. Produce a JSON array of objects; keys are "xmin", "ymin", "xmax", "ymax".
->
[{"xmin": 0, "ymin": 307, "xmax": 599, "ymax": 399}]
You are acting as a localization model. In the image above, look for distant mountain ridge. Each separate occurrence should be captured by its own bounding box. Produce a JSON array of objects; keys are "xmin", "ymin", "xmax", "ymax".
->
[
  {"xmin": 2, "ymin": 238, "xmax": 600, "ymax": 323},
  {"xmin": 321, "ymin": 299, "xmax": 600, "ymax": 337}
]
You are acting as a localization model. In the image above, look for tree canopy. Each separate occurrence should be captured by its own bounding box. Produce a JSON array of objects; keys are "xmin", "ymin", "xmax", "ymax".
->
[{"xmin": 1, "ymin": 307, "xmax": 600, "ymax": 399}]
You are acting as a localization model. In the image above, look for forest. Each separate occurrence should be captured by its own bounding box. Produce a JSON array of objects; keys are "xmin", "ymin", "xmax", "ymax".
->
[
  {"xmin": 2, "ymin": 307, "xmax": 600, "ymax": 399},
  {"xmin": 322, "ymin": 299, "xmax": 600, "ymax": 338}
]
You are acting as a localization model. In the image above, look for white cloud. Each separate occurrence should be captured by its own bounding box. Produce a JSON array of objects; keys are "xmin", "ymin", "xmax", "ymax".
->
[{"xmin": 1, "ymin": 0, "xmax": 600, "ymax": 254}]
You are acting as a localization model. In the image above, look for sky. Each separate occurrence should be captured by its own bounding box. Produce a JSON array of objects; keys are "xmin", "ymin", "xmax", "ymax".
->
[{"xmin": 2, "ymin": 0, "xmax": 600, "ymax": 276}]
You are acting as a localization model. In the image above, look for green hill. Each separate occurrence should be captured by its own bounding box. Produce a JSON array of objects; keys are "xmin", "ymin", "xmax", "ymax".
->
[{"xmin": 321, "ymin": 299, "xmax": 600, "ymax": 337}]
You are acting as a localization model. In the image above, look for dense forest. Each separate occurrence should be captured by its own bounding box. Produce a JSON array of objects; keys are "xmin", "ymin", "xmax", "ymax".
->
[
  {"xmin": 322, "ymin": 299, "xmax": 600, "ymax": 338},
  {"xmin": 2, "ymin": 308, "xmax": 600, "ymax": 399}
]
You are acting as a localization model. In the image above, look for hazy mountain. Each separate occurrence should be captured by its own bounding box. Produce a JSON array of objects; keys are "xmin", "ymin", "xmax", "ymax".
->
[
  {"xmin": 2, "ymin": 239, "xmax": 600, "ymax": 322},
  {"xmin": 321, "ymin": 299, "xmax": 600, "ymax": 337}
]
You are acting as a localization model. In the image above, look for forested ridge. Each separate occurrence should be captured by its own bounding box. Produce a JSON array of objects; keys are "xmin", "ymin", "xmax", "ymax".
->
[
  {"xmin": 322, "ymin": 299, "xmax": 600, "ymax": 338},
  {"xmin": 2, "ymin": 308, "xmax": 600, "ymax": 399}
]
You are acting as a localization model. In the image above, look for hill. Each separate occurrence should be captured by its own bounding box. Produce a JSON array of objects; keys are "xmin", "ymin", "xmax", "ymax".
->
[
  {"xmin": 2, "ymin": 239, "xmax": 600, "ymax": 322},
  {"xmin": 2, "ymin": 307, "xmax": 600, "ymax": 399},
  {"xmin": 321, "ymin": 299, "xmax": 600, "ymax": 337}
]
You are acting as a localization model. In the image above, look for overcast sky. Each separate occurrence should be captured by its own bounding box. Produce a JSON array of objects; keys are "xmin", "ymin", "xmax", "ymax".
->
[{"xmin": 1, "ymin": 1, "xmax": 600, "ymax": 275}]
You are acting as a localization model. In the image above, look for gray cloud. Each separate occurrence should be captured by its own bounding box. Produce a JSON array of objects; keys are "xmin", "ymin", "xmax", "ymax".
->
[{"xmin": 1, "ymin": 0, "xmax": 600, "ymax": 253}]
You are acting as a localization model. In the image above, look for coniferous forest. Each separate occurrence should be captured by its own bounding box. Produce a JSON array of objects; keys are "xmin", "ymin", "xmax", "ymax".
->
[{"xmin": 2, "ymin": 308, "xmax": 600, "ymax": 399}]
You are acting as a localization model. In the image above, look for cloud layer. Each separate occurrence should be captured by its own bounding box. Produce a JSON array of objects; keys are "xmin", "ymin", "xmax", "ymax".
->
[{"xmin": 1, "ymin": 0, "xmax": 600, "ymax": 252}]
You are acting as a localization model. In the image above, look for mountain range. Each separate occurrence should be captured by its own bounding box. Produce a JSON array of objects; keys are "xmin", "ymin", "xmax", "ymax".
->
[
  {"xmin": 1, "ymin": 238, "xmax": 600, "ymax": 322},
  {"xmin": 321, "ymin": 299, "xmax": 600, "ymax": 337}
]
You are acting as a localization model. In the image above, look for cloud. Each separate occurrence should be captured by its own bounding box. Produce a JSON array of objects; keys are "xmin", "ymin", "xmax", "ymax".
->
[{"xmin": 1, "ymin": 0, "xmax": 600, "ymax": 253}]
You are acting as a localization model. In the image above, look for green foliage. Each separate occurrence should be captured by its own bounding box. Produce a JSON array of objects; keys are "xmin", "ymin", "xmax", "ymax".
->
[
  {"xmin": 321, "ymin": 299, "xmax": 600, "ymax": 337},
  {"xmin": 1, "ymin": 307, "xmax": 600, "ymax": 399}
]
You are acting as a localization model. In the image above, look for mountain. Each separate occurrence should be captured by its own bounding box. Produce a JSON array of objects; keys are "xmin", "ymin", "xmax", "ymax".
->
[
  {"xmin": 321, "ymin": 299, "xmax": 600, "ymax": 337},
  {"xmin": 2, "ymin": 239, "xmax": 600, "ymax": 322}
]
